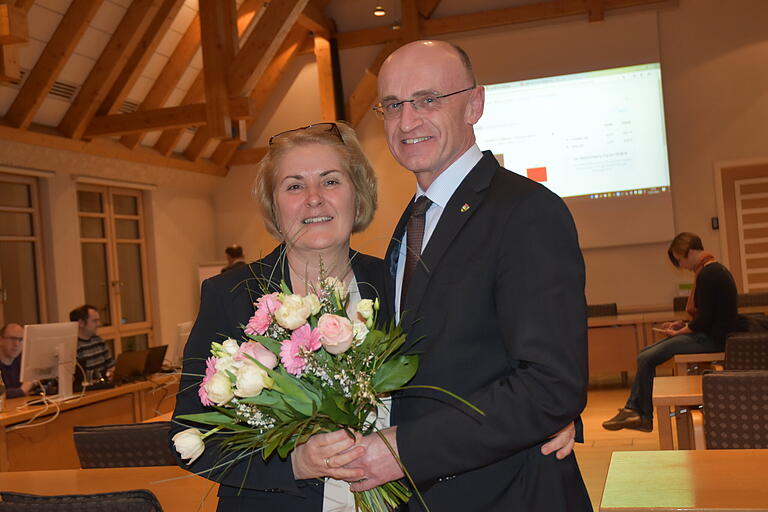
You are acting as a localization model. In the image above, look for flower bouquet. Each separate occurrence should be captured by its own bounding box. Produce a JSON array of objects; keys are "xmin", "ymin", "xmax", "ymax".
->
[{"xmin": 174, "ymin": 274, "xmax": 430, "ymax": 511}]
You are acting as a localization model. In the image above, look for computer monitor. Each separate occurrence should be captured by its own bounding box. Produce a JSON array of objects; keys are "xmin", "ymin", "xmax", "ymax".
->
[
  {"xmin": 20, "ymin": 322, "xmax": 79, "ymax": 400},
  {"xmin": 172, "ymin": 321, "xmax": 193, "ymax": 369}
]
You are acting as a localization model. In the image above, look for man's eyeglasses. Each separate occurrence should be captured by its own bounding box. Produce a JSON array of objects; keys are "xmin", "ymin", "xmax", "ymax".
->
[
  {"xmin": 372, "ymin": 86, "xmax": 476, "ymax": 120},
  {"xmin": 2, "ymin": 336, "xmax": 23, "ymax": 343},
  {"xmin": 268, "ymin": 122, "xmax": 344, "ymax": 146}
]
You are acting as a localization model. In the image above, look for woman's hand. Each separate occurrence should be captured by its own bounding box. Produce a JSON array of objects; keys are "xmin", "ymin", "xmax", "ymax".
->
[
  {"xmin": 291, "ymin": 430, "xmax": 366, "ymax": 481},
  {"xmin": 661, "ymin": 320, "xmax": 685, "ymax": 331}
]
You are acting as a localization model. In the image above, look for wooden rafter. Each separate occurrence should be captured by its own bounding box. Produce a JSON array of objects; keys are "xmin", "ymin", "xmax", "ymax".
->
[
  {"xmin": 298, "ymin": 0, "xmax": 333, "ymax": 34},
  {"xmin": 345, "ymin": 40, "xmax": 402, "ymax": 127},
  {"xmin": 184, "ymin": 0, "xmax": 309, "ymax": 162},
  {"xmin": 228, "ymin": 0, "xmax": 309, "ymax": 95},
  {"xmin": 152, "ymin": 0, "xmax": 265, "ymax": 157},
  {"xmin": 0, "ymin": 123, "xmax": 225, "ymax": 176},
  {"xmin": 416, "ymin": 0, "xmax": 441, "ymax": 18},
  {"xmin": 199, "ymin": 0, "xmax": 238, "ymax": 140},
  {"xmin": 98, "ymin": 0, "xmax": 185, "ymax": 116},
  {"xmin": 119, "ymin": 12, "xmax": 202, "ymax": 150},
  {"xmin": 314, "ymin": 32, "xmax": 337, "ymax": 122},
  {"xmin": 401, "ymin": 0, "xmax": 421, "ymax": 43},
  {"xmin": 85, "ymin": 97, "xmax": 260, "ymax": 137},
  {"xmin": 334, "ymin": 0, "xmax": 670, "ymax": 50},
  {"xmin": 0, "ymin": 0, "xmax": 33, "ymax": 82},
  {"xmin": 5, "ymin": 0, "xmax": 103, "ymax": 129},
  {"xmin": 588, "ymin": 0, "xmax": 606, "ymax": 21},
  {"xmin": 0, "ymin": 3, "xmax": 27, "ymax": 45},
  {"xmin": 212, "ymin": 26, "xmax": 307, "ymax": 167},
  {"xmin": 59, "ymin": 0, "xmax": 161, "ymax": 139}
]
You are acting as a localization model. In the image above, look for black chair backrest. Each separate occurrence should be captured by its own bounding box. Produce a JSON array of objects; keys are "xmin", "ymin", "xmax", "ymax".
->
[
  {"xmin": 73, "ymin": 421, "xmax": 176, "ymax": 469},
  {"xmin": 702, "ymin": 370, "xmax": 768, "ymax": 449},
  {"xmin": 738, "ymin": 292, "xmax": 768, "ymax": 307},
  {"xmin": 672, "ymin": 296, "xmax": 688, "ymax": 312},
  {"xmin": 724, "ymin": 333, "xmax": 768, "ymax": 370},
  {"xmin": 0, "ymin": 490, "xmax": 163, "ymax": 512},
  {"xmin": 586, "ymin": 303, "xmax": 618, "ymax": 317}
]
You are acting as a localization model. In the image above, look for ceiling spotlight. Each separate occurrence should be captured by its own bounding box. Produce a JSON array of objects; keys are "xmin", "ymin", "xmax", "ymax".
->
[{"xmin": 373, "ymin": 5, "xmax": 387, "ymax": 16}]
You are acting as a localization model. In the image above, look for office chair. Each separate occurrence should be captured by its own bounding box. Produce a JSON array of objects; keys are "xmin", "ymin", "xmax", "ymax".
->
[
  {"xmin": 73, "ymin": 421, "xmax": 177, "ymax": 468},
  {"xmin": 0, "ymin": 489, "xmax": 163, "ymax": 512}
]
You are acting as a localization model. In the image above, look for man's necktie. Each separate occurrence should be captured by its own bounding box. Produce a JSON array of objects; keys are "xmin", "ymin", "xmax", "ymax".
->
[{"xmin": 401, "ymin": 195, "xmax": 432, "ymax": 311}]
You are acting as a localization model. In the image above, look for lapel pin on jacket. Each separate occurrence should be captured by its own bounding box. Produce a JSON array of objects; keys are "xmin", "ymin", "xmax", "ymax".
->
[{"xmin": 460, "ymin": 203, "xmax": 470, "ymax": 212}]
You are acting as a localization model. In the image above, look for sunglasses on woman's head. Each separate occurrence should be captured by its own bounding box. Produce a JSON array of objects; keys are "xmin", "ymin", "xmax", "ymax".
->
[{"xmin": 268, "ymin": 122, "xmax": 344, "ymax": 146}]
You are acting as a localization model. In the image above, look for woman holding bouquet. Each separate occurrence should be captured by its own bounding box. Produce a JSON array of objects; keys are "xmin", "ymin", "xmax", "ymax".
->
[{"xmin": 171, "ymin": 121, "xmax": 388, "ymax": 512}]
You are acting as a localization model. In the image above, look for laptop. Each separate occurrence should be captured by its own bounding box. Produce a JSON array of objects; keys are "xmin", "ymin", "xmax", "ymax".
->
[
  {"xmin": 144, "ymin": 345, "xmax": 168, "ymax": 374},
  {"xmin": 111, "ymin": 349, "xmax": 149, "ymax": 384}
]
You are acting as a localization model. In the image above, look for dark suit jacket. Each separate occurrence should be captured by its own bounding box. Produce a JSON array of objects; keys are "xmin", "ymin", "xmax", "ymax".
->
[
  {"xmin": 388, "ymin": 152, "xmax": 591, "ymax": 511},
  {"xmin": 170, "ymin": 245, "xmax": 388, "ymax": 511}
]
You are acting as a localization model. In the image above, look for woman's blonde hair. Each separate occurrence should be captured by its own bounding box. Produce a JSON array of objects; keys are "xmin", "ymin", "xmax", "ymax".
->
[{"xmin": 253, "ymin": 122, "xmax": 377, "ymax": 240}]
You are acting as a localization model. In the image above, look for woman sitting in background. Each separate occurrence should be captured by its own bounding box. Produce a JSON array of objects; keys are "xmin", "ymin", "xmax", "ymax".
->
[{"xmin": 602, "ymin": 232, "xmax": 747, "ymax": 432}]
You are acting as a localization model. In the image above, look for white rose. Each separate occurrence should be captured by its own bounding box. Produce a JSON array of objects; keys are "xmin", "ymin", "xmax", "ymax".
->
[
  {"xmin": 234, "ymin": 363, "xmax": 273, "ymax": 397},
  {"xmin": 352, "ymin": 321, "xmax": 369, "ymax": 345},
  {"xmin": 304, "ymin": 293, "xmax": 321, "ymax": 315},
  {"xmin": 221, "ymin": 338, "xmax": 240, "ymax": 356},
  {"xmin": 172, "ymin": 428, "xmax": 205, "ymax": 464},
  {"xmin": 356, "ymin": 299, "xmax": 375, "ymax": 327},
  {"xmin": 203, "ymin": 371, "xmax": 234, "ymax": 405},
  {"xmin": 274, "ymin": 294, "xmax": 310, "ymax": 330}
]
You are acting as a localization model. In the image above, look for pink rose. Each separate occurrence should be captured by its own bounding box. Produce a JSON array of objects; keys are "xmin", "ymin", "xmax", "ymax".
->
[
  {"xmin": 235, "ymin": 341, "xmax": 277, "ymax": 369},
  {"xmin": 317, "ymin": 314, "xmax": 354, "ymax": 355},
  {"xmin": 257, "ymin": 293, "xmax": 282, "ymax": 315}
]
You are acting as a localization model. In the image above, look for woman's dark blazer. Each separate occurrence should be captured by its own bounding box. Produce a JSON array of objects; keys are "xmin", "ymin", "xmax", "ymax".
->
[{"xmin": 170, "ymin": 245, "xmax": 388, "ymax": 511}]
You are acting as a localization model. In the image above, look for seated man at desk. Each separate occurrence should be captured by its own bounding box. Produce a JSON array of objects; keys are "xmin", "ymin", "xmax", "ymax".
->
[
  {"xmin": 603, "ymin": 232, "xmax": 747, "ymax": 432},
  {"xmin": 0, "ymin": 323, "xmax": 34, "ymax": 398},
  {"xmin": 70, "ymin": 305, "xmax": 115, "ymax": 385}
]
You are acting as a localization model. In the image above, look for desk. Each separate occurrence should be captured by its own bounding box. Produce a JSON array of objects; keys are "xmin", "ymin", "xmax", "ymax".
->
[
  {"xmin": 0, "ymin": 373, "xmax": 179, "ymax": 471},
  {"xmin": 600, "ymin": 449, "xmax": 768, "ymax": 511},
  {"xmin": 0, "ymin": 465, "xmax": 217, "ymax": 512},
  {"xmin": 652, "ymin": 375, "xmax": 702, "ymax": 450}
]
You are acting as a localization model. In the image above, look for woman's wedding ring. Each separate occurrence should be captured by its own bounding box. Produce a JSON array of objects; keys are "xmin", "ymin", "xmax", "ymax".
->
[{"xmin": 325, "ymin": 457, "xmax": 331, "ymax": 468}]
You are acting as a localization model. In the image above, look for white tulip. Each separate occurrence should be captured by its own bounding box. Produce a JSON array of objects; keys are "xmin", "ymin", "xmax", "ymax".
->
[
  {"xmin": 172, "ymin": 428, "xmax": 205, "ymax": 464},
  {"xmin": 304, "ymin": 293, "xmax": 321, "ymax": 315}
]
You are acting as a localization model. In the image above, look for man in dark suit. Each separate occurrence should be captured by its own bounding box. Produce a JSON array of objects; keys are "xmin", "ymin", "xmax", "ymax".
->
[{"xmin": 346, "ymin": 40, "xmax": 592, "ymax": 511}]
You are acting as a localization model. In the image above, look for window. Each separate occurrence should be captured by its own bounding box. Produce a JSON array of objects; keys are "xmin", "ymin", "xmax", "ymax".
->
[
  {"xmin": 0, "ymin": 173, "xmax": 46, "ymax": 325},
  {"xmin": 77, "ymin": 185, "xmax": 152, "ymax": 355}
]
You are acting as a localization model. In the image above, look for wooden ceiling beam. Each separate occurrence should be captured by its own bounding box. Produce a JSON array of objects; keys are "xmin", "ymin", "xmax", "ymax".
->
[
  {"xmin": 298, "ymin": 0, "xmax": 333, "ymax": 34},
  {"xmin": 0, "ymin": 3, "xmax": 27, "ymax": 44},
  {"xmin": 213, "ymin": 26, "xmax": 307, "ymax": 167},
  {"xmin": 152, "ymin": 0, "xmax": 264, "ymax": 157},
  {"xmin": 98, "ymin": 0, "xmax": 185, "ymax": 116},
  {"xmin": 0, "ymin": 122, "xmax": 226, "ymax": 176},
  {"xmin": 119, "ymin": 11, "xmax": 201, "ymax": 150},
  {"xmin": 14, "ymin": 0, "xmax": 36, "ymax": 11},
  {"xmin": 199, "ymin": 0, "xmax": 238, "ymax": 140},
  {"xmin": 314, "ymin": 32, "xmax": 337, "ymax": 122},
  {"xmin": 58, "ymin": 0, "xmax": 160, "ymax": 140},
  {"xmin": 401, "ymin": 0, "xmax": 421, "ymax": 43},
  {"xmin": 0, "ymin": 0, "xmax": 33, "ymax": 83},
  {"xmin": 229, "ymin": 0, "xmax": 310, "ymax": 95},
  {"xmin": 346, "ymin": 39, "xmax": 401, "ymax": 127},
  {"xmin": 417, "ymin": 0, "xmax": 441, "ymax": 18},
  {"xmin": 588, "ymin": 0, "xmax": 605, "ymax": 21},
  {"xmin": 334, "ymin": 0, "xmax": 670, "ymax": 50},
  {"xmin": 86, "ymin": 97, "xmax": 260, "ymax": 137},
  {"xmin": 5, "ymin": 0, "xmax": 103, "ymax": 129},
  {"xmin": 228, "ymin": 146, "xmax": 268, "ymax": 166}
]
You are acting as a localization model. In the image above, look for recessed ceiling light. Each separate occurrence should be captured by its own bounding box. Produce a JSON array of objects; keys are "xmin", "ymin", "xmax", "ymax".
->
[{"xmin": 373, "ymin": 5, "xmax": 387, "ymax": 16}]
